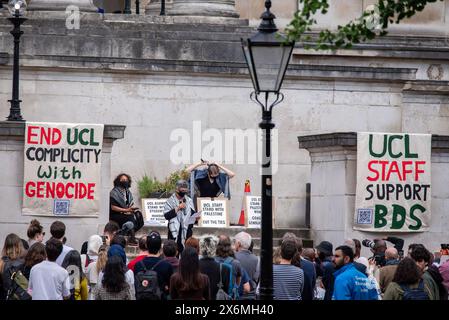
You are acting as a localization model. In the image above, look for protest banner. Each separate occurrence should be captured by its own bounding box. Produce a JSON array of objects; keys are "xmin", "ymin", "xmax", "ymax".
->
[
  {"xmin": 22, "ymin": 122, "xmax": 104, "ymax": 216},
  {"xmin": 196, "ymin": 197, "xmax": 229, "ymax": 228},
  {"xmin": 354, "ymin": 132, "xmax": 431, "ymax": 232},
  {"xmin": 142, "ymin": 198, "xmax": 169, "ymax": 226}
]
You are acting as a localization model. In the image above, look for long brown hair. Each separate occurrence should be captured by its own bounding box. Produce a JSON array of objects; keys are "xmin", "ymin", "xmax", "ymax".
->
[
  {"xmin": 96, "ymin": 245, "xmax": 109, "ymax": 275},
  {"xmin": 25, "ymin": 242, "xmax": 46, "ymax": 268},
  {"xmin": 393, "ymin": 257, "xmax": 422, "ymax": 285},
  {"xmin": 176, "ymin": 247, "xmax": 203, "ymax": 292},
  {"xmin": 0, "ymin": 234, "xmax": 26, "ymax": 274}
]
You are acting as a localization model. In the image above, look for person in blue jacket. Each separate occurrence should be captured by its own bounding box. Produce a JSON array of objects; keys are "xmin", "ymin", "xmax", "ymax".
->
[{"xmin": 332, "ymin": 245, "xmax": 379, "ymax": 300}]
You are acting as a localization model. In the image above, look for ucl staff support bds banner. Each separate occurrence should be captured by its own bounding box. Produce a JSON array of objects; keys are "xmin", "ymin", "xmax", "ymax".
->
[
  {"xmin": 22, "ymin": 122, "xmax": 104, "ymax": 217},
  {"xmin": 354, "ymin": 132, "xmax": 431, "ymax": 232}
]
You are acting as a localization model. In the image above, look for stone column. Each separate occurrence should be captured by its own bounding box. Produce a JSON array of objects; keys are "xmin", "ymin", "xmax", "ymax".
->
[
  {"xmin": 167, "ymin": 0, "xmax": 239, "ymax": 17},
  {"xmin": 145, "ymin": 0, "xmax": 173, "ymax": 15},
  {"xmin": 0, "ymin": 121, "xmax": 125, "ymax": 251},
  {"xmin": 298, "ymin": 132, "xmax": 449, "ymax": 257},
  {"xmin": 28, "ymin": 0, "xmax": 97, "ymax": 12}
]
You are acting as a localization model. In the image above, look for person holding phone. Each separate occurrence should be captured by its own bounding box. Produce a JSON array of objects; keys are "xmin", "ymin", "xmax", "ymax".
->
[
  {"xmin": 109, "ymin": 173, "xmax": 143, "ymax": 244},
  {"xmin": 163, "ymin": 180, "xmax": 199, "ymax": 253}
]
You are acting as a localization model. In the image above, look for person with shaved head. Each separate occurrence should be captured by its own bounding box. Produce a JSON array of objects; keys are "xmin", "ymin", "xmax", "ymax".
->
[{"xmin": 379, "ymin": 247, "xmax": 400, "ymax": 294}]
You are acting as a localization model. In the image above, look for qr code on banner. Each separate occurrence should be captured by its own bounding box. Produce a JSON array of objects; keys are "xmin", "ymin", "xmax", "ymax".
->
[
  {"xmin": 54, "ymin": 200, "xmax": 70, "ymax": 215},
  {"xmin": 357, "ymin": 209, "xmax": 373, "ymax": 224}
]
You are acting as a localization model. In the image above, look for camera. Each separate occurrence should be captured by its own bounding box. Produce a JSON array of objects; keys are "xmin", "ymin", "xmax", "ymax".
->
[{"xmin": 362, "ymin": 239, "xmax": 376, "ymax": 249}]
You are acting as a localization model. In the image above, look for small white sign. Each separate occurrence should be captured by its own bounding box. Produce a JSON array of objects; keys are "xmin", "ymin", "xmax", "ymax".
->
[
  {"xmin": 245, "ymin": 196, "xmax": 261, "ymax": 229},
  {"xmin": 142, "ymin": 198, "xmax": 168, "ymax": 227},
  {"xmin": 197, "ymin": 198, "xmax": 229, "ymax": 228}
]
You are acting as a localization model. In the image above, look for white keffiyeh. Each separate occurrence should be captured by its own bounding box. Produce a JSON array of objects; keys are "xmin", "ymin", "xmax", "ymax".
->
[{"xmin": 163, "ymin": 194, "xmax": 195, "ymax": 245}]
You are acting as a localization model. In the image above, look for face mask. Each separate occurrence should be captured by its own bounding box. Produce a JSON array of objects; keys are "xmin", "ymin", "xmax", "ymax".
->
[
  {"xmin": 177, "ymin": 191, "xmax": 186, "ymax": 197},
  {"xmin": 119, "ymin": 181, "xmax": 129, "ymax": 189}
]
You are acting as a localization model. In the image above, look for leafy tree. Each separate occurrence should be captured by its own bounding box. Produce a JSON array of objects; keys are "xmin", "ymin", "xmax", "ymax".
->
[{"xmin": 285, "ymin": 0, "xmax": 443, "ymax": 49}]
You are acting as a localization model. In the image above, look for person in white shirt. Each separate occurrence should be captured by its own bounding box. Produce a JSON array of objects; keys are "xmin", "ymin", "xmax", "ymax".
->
[
  {"xmin": 50, "ymin": 221, "xmax": 74, "ymax": 266},
  {"xmin": 28, "ymin": 238, "xmax": 71, "ymax": 300}
]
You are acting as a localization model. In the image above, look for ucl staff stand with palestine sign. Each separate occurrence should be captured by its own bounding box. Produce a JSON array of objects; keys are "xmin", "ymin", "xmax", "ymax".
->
[
  {"xmin": 354, "ymin": 132, "xmax": 431, "ymax": 232},
  {"xmin": 22, "ymin": 122, "xmax": 104, "ymax": 217},
  {"xmin": 196, "ymin": 197, "xmax": 230, "ymax": 227}
]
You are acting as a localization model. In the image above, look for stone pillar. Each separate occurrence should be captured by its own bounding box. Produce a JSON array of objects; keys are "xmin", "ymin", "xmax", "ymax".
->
[
  {"xmin": 145, "ymin": 0, "xmax": 173, "ymax": 15},
  {"xmin": 168, "ymin": 0, "xmax": 239, "ymax": 17},
  {"xmin": 28, "ymin": 0, "xmax": 97, "ymax": 12},
  {"xmin": 0, "ymin": 121, "xmax": 125, "ymax": 251},
  {"xmin": 298, "ymin": 132, "xmax": 449, "ymax": 256}
]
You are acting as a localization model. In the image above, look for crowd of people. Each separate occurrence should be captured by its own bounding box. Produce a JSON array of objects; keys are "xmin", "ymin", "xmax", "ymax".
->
[{"xmin": 1, "ymin": 217, "xmax": 448, "ymax": 300}]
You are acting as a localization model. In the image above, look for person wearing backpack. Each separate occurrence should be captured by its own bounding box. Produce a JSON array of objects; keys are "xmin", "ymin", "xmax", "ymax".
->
[
  {"xmin": 198, "ymin": 236, "xmax": 230, "ymax": 300},
  {"xmin": 0, "ymin": 233, "xmax": 27, "ymax": 300},
  {"xmin": 215, "ymin": 235, "xmax": 244, "ymax": 300},
  {"xmin": 410, "ymin": 245, "xmax": 440, "ymax": 300},
  {"xmin": 169, "ymin": 247, "xmax": 210, "ymax": 300},
  {"xmin": 384, "ymin": 257, "xmax": 431, "ymax": 300},
  {"xmin": 134, "ymin": 231, "xmax": 173, "ymax": 300}
]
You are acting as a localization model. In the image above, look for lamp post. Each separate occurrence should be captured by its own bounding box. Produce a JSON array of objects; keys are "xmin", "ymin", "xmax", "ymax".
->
[
  {"xmin": 6, "ymin": 0, "xmax": 27, "ymax": 122},
  {"xmin": 241, "ymin": 0, "xmax": 294, "ymax": 300}
]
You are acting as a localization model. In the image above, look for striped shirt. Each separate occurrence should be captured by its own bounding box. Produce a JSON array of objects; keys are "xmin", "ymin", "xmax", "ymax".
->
[{"xmin": 273, "ymin": 264, "xmax": 304, "ymax": 300}]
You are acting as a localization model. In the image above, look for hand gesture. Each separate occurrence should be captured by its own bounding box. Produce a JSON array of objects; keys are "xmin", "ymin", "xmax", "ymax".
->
[{"xmin": 177, "ymin": 202, "xmax": 186, "ymax": 212}]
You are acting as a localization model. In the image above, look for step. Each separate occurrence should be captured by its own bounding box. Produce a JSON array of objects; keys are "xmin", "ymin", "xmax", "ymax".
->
[
  {"xmin": 127, "ymin": 225, "xmax": 312, "ymax": 259},
  {"xmin": 137, "ymin": 225, "xmax": 310, "ymax": 239}
]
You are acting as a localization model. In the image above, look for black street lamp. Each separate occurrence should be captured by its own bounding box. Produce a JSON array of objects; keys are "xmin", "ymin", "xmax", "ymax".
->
[
  {"xmin": 241, "ymin": 0, "xmax": 294, "ymax": 300},
  {"xmin": 6, "ymin": 0, "xmax": 27, "ymax": 122}
]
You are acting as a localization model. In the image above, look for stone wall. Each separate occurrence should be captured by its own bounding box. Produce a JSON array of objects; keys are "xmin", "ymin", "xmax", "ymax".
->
[
  {"xmin": 236, "ymin": 0, "xmax": 449, "ymax": 35},
  {"xmin": 0, "ymin": 7, "xmax": 448, "ymax": 247}
]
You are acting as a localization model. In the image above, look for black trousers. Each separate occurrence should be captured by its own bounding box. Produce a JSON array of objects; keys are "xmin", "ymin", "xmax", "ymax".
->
[{"xmin": 110, "ymin": 212, "xmax": 138, "ymax": 230}]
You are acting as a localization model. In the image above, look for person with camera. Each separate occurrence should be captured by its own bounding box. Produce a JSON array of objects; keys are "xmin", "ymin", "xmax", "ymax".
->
[
  {"xmin": 110, "ymin": 173, "xmax": 144, "ymax": 245},
  {"xmin": 163, "ymin": 180, "xmax": 199, "ymax": 253},
  {"xmin": 379, "ymin": 247, "xmax": 400, "ymax": 293}
]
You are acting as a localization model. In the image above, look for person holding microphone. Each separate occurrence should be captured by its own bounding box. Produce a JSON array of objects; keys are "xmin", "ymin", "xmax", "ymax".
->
[{"xmin": 163, "ymin": 180, "xmax": 199, "ymax": 254}]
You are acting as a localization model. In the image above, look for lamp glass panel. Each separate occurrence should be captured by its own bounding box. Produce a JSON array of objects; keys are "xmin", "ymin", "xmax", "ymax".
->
[{"xmin": 251, "ymin": 45, "xmax": 292, "ymax": 92}]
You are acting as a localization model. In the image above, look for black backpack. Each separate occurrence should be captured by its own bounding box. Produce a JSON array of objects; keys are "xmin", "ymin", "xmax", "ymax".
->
[
  {"xmin": 400, "ymin": 280, "xmax": 430, "ymax": 300},
  {"xmin": 2, "ymin": 260, "xmax": 31, "ymax": 301},
  {"xmin": 135, "ymin": 260, "xmax": 163, "ymax": 300}
]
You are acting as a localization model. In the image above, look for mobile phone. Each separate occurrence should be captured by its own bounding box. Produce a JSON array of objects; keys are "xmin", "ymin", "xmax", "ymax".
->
[{"xmin": 101, "ymin": 235, "xmax": 107, "ymax": 244}]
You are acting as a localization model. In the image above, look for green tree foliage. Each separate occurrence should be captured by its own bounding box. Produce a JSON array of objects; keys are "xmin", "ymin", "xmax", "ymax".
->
[{"xmin": 285, "ymin": 0, "xmax": 443, "ymax": 49}]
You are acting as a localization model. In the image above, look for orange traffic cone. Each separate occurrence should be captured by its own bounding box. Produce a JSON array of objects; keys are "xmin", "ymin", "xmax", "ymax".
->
[{"xmin": 238, "ymin": 180, "xmax": 251, "ymax": 226}]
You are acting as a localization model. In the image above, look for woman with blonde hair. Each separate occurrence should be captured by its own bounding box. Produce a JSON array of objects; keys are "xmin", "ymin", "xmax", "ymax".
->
[
  {"xmin": 0, "ymin": 234, "xmax": 27, "ymax": 299},
  {"xmin": 86, "ymin": 244, "xmax": 109, "ymax": 299}
]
